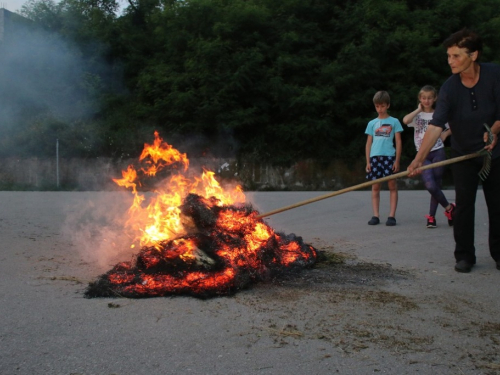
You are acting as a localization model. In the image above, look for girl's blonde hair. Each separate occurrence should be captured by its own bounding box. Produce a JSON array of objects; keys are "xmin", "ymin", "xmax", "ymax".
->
[{"xmin": 418, "ymin": 85, "xmax": 438, "ymax": 109}]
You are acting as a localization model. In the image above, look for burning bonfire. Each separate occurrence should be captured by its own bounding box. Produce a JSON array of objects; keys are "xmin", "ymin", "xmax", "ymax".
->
[{"xmin": 85, "ymin": 132, "xmax": 317, "ymax": 298}]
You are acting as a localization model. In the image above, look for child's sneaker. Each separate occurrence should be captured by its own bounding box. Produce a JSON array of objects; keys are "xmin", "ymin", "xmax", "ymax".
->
[
  {"xmin": 444, "ymin": 203, "xmax": 456, "ymax": 226},
  {"xmin": 385, "ymin": 217, "xmax": 396, "ymax": 226},
  {"xmin": 426, "ymin": 215, "xmax": 436, "ymax": 228}
]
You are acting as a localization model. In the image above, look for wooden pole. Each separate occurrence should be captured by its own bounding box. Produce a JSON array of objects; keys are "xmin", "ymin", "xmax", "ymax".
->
[{"xmin": 256, "ymin": 152, "xmax": 484, "ymax": 219}]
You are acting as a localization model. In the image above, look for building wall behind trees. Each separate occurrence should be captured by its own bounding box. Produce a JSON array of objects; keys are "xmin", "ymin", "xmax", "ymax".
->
[{"xmin": 0, "ymin": 156, "xmax": 427, "ymax": 191}]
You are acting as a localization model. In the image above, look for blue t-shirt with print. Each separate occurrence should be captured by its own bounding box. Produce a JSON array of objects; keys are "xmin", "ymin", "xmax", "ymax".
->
[{"xmin": 365, "ymin": 116, "xmax": 403, "ymax": 157}]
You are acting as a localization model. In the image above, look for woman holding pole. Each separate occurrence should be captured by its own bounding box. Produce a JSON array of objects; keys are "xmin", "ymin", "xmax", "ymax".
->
[{"xmin": 407, "ymin": 28, "xmax": 500, "ymax": 273}]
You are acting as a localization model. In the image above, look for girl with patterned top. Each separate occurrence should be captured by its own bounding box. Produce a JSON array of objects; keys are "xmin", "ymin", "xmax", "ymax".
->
[{"xmin": 403, "ymin": 85, "xmax": 454, "ymax": 228}]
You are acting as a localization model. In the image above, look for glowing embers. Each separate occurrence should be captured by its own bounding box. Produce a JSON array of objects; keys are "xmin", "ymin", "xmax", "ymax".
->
[{"xmin": 85, "ymin": 194, "xmax": 317, "ymax": 298}]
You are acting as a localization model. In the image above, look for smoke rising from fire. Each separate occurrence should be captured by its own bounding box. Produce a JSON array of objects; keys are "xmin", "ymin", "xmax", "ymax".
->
[
  {"xmin": 0, "ymin": 8, "xmax": 116, "ymax": 157},
  {"xmin": 1, "ymin": 20, "xmax": 86, "ymax": 117},
  {"xmin": 62, "ymin": 193, "xmax": 140, "ymax": 270}
]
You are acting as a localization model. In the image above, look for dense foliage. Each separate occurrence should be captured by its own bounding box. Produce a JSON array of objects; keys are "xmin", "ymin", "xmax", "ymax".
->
[{"xmin": 2, "ymin": 0, "xmax": 500, "ymax": 163}]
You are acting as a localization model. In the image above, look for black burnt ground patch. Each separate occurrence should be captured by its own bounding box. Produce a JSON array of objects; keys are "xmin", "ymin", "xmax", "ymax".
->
[{"xmin": 85, "ymin": 194, "xmax": 317, "ymax": 299}]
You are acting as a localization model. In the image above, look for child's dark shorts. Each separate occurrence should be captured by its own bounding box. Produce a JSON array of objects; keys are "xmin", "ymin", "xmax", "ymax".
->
[{"xmin": 366, "ymin": 155, "xmax": 395, "ymax": 180}]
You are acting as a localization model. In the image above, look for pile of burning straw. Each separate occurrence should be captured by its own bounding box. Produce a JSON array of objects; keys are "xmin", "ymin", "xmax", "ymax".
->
[{"xmin": 84, "ymin": 132, "xmax": 317, "ymax": 299}]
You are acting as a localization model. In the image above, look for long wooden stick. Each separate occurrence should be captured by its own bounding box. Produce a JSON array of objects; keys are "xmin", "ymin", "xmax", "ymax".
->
[{"xmin": 256, "ymin": 152, "xmax": 484, "ymax": 219}]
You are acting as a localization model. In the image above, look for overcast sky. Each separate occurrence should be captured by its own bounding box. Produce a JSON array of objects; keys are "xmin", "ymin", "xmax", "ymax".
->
[
  {"xmin": 1, "ymin": 0, "xmax": 31, "ymax": 13},
  {"xmin": 2, "ymin": 0, "xmax": 126, "ymax": 14}
]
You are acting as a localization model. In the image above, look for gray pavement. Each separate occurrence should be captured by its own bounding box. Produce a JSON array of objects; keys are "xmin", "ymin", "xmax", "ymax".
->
[{"xmin": 1, "ymin": 190, "xmax": 499, "ymax": 375}]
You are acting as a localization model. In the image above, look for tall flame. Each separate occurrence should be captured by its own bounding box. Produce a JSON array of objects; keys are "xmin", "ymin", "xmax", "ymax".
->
[{"xmin": 113, "ymin": 131, "xmax": 245, "ymax": 248}]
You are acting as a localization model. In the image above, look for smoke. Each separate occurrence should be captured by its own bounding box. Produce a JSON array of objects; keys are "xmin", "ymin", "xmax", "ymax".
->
[
  {"xmin": 159, "ymin": 128, "xmax": 240, "ymax": 160},
  {"xmin": 1, "ymin": 16, "xmax": 92, "ymax": 119},
  {"xmin": 0, "ymin": 9, "xmax": 117, "ymax": 157},
  {"xmin": 61, "ymin": 192, "xmax": 139, "ymax": 271}
]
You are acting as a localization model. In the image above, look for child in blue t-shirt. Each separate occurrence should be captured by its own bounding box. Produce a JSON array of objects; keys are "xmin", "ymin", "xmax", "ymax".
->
[{"xmin": 365, "ymin": 91, "xmax": 403, "ymax": 226}]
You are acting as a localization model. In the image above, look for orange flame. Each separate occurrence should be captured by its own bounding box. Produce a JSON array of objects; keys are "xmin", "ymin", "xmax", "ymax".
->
[{"xmin": 113, "ymin": 132, "xmax": 245, "ymax": 248}]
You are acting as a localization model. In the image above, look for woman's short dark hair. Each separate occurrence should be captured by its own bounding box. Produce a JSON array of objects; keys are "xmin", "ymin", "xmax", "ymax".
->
[{"xmin": 443, "ymin": 28, "xmax": 483, "ymax": 56}]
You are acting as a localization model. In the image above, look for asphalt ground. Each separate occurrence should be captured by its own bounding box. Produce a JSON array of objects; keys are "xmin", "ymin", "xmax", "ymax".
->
[{"xmin": 1, "ymin": 190, "xmax": 499, "ymax": 375}]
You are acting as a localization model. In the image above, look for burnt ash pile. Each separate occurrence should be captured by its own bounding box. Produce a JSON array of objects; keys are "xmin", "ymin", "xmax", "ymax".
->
[{"xmin": 85, "ymin": 194, "xmax": 317, "ymax": 299}]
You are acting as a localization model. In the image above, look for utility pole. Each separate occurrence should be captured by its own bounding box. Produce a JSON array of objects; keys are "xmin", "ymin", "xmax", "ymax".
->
[{"xmin": 56, "ymin": 139, "xmax": 60, "ymax": 189}]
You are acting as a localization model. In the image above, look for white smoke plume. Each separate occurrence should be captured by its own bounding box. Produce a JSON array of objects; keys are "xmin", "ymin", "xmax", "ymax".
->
[{"xmin": 62, "ymin": 192, "xmax": 139, "ymax": 271}]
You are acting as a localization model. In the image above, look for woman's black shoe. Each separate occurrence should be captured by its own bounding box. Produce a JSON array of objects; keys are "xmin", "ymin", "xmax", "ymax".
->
[{"xmin": 454, "ymin": 260, "xmax": 473, "ymax": 273}]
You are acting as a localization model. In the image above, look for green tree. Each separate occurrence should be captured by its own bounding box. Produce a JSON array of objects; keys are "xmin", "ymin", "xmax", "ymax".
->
[{"xmin": 6, "ymin": 0, "xmax": 500, "ymax": 163}]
